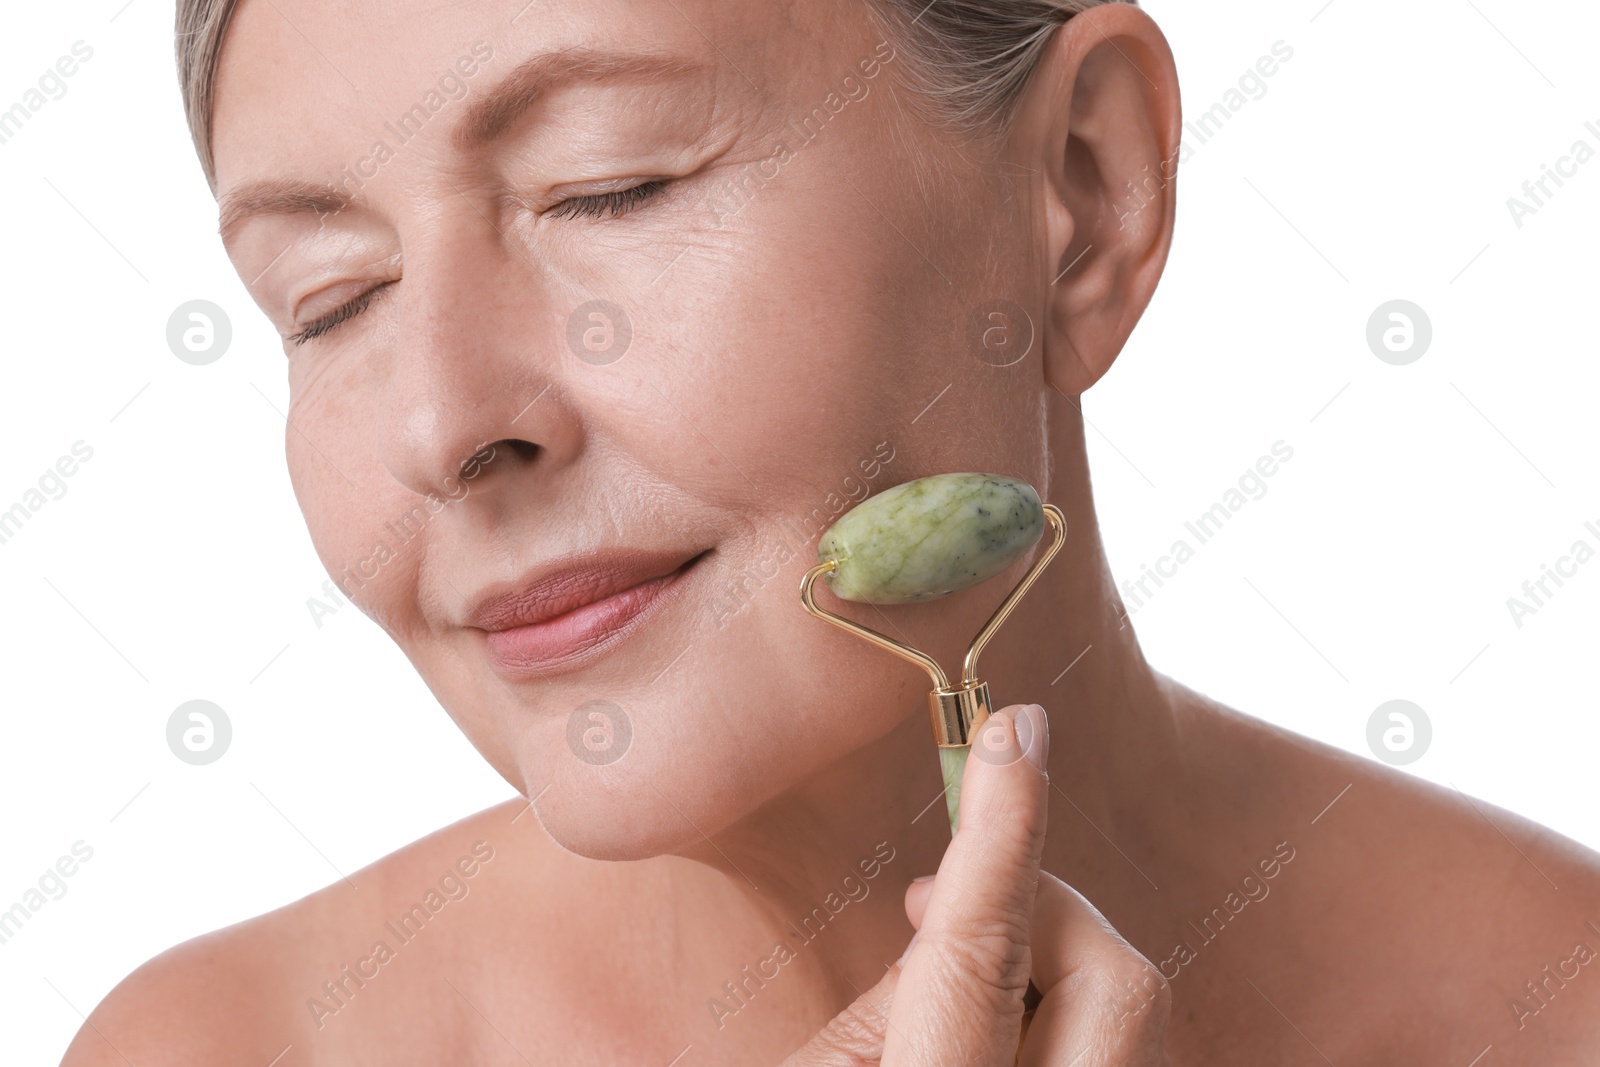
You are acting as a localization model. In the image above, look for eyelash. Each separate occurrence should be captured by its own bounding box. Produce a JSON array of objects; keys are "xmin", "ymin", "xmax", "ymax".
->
[
  {"xmin": 288, "ymin": 180, "xmax": 670, "ymax": 347},
  {"xmin": 287, "ymin": 281, "xmax": 394, "ymax": 347},
  {"xmin": 544, "ymin": 179, "xmax": 669, "ymax": 221}
]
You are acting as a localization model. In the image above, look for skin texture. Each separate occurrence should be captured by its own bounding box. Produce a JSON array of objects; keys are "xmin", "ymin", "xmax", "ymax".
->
[{"xmin": 62, "ymin": 0, "xmax": 1600, "ymax": 1063}]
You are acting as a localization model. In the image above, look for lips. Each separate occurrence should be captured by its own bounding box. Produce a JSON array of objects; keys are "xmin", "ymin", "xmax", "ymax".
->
[{"xmin": 466, "ymin": 549, "xmax": 706, "ymax": 675}]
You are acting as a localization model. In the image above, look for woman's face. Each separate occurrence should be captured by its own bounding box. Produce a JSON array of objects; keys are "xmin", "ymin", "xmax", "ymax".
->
[{"xmin": 214, "ymin": 0, "xmax": 1054, "ymax": 859}]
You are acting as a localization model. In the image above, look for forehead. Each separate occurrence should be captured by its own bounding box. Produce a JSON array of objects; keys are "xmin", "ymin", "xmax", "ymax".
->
[{"xmin": 208, "ymin": 0, "xmax": 865, "ymax": 193}]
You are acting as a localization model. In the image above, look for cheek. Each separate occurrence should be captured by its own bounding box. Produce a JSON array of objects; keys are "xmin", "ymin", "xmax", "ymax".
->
[
  {"xmin": 629, "ymin": 177, "xmax": 919, "ymax": 538},
  {"xmin": 285, "ymin": 355, "xmax": 426, "ymax": 633}
]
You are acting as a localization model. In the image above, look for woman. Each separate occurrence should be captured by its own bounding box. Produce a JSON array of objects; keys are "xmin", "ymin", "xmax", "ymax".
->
[{"xmin": 63, "ymin": 0, "xmax": 1600, "ymax": 1063}]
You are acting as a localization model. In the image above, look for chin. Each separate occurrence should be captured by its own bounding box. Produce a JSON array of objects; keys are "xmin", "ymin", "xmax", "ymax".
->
[
  {"xmin": 511, "ymin": 724, "xmax": 745, "ymax": 862},
  {"xmin": 527, "ymin": 775, "xmax": 727, "ymax": 864}
]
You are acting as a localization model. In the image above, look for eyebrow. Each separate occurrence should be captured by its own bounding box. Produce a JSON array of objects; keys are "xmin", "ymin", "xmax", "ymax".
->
[
  {"xmin": 217, "ymin": 47, "xmax": 707, "ymax": 236},
  {"xmin": 218, "ymin": 183, "xmax": 347, "ymax": 236}
]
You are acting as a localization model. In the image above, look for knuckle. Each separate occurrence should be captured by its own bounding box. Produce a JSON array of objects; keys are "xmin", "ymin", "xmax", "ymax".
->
[
  {"xmin": 931, "ymin": 920, "xmax": 1033, "ymax": 1011},
  {"xmin": 807, "ymin": 997, "xmax": 891, "ymax": 1065},
  {"xmin": 1100, "ymin": 951, "xmax": 1172, "ymax": 1041}
]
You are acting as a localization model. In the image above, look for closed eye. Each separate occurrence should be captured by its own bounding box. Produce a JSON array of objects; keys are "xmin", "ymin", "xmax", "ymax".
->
[
  {"xmin": 287, "ymin": 280, "xmax": 396, "ymax": 347},
  {"xmin": 544, "ymin": 179, "xmax": 670, "ymax": 221}
]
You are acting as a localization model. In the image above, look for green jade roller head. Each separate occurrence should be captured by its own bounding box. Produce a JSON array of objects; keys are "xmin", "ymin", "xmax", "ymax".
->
[{"xmin": 799, "ymin": 473, "xmax": 1066, "ymax": 834}]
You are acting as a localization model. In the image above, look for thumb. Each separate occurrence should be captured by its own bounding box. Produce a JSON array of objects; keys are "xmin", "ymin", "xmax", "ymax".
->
[
  {"xmin": 780, "ymin": 955, "xmax": 903, "ymax": 1066},
  {"xmin": 886, "ymin": 703, "xmax": 1050, "ymax": 1065}
]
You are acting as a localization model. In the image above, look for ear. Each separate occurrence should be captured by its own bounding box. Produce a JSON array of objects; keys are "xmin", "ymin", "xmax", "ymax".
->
[{"xmin": 1010, "ymin": 4, "xmax": 1182, "ymax": 396}]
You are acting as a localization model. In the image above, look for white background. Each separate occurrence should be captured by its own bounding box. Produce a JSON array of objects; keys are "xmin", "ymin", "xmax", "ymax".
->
[{"xmin": 1, "ymin": 0, "xmax": 1596, "ymax": 1061}]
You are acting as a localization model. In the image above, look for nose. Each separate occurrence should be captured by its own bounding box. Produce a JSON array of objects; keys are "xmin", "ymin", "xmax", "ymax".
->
[{"xmin": 375, "ymin": 215, "xmax": 581, "ymax": 500}]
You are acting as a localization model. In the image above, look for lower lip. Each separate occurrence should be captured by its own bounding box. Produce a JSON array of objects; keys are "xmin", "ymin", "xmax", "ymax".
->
[{"xmin": 481, "ymin": 554, "xmax": 704, "ymax": 677}]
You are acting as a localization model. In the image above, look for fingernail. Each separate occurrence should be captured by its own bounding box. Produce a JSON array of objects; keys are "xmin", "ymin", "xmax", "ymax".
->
[
  {"xmin": 897, "ymin": 929, "xmax": 920, "ymax": 965},
  {"xmin": 1019, "ymin": 703, "xmax": 1049, "ymax": 773},
  {"xmin": 911, "ymin": 874, "xmax": 934, "ymax": 884}
]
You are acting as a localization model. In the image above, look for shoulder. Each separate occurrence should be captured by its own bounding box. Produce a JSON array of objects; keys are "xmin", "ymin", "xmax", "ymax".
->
[
  {"xmin": 1204, "ymin": 696, "xmax": 1600, "ymax": 1062},
  {"xmin": 59, "ymin": 797, "xmax": 616, "ymax": 1066}
]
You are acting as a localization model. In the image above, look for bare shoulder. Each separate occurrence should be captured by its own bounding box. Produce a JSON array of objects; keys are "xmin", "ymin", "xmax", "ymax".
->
[
  {"xmin": 59, "ymin": 797, "xmax": 623, "ymax": 1066},
  {"xmin": 1190, "ymin": 689, "xmax": 1600, "ymax": 1064}
]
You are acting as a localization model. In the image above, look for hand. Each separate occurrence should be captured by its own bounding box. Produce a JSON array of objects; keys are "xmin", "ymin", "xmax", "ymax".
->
[{"xmin": 781, "ymin": 703, "xmax": 1171, "ymax": 1066}]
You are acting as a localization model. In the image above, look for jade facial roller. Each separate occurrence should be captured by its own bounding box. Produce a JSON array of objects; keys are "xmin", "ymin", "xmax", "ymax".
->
[{"xmin": 799, "ymin": 473, "xmax": 1066, "ymax": 834}]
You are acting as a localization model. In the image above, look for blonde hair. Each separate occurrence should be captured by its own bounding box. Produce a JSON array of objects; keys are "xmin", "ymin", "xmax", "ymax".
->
[
  {"xmin": 175, "ymin": 0, "xmax": 1134, "ymax": 193},
  {"xmin": 175, "ymin": 0, "xmax": 241, "ymax": 194}
]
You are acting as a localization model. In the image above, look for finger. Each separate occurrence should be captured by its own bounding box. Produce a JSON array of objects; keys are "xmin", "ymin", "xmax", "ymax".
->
[
  {"xmin": 909, "ymin": 869, "xmax": 1140, "ymax": 982},
  {"xmin": 780, "ymin": 956, "xmax": 903, "ymax": 1067},
  {"xmin": 900, "ymin": 711, "xmax": 1045, "ymax": 937},
  {"xmin": 903, "ymin": 798, "xmax": 1172, "ymax": 1063},
  {"xmin": 905, "ymin": 871, "xmax": 1123, "ymax": 979},
  {"xmin": 909, "ymin": 866, "xmax": 1170, "ymax": 1063},
  {"xmin": 1021, "ymin": 871, "xmax": 1170, "ymax": 1066},
  {"xmin": 1026, "ymin": 871, "xmax": 1144, "ymax": 991},
  {"xmin": 885, "ymin": 703, "xmax": 1050, "ymax": 1066}
]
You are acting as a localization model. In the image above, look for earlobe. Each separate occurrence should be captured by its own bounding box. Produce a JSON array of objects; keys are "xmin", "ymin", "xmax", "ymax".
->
[{"xmin": 1014, "ymin": 5, "xmax": 1182, "ymax": 397}]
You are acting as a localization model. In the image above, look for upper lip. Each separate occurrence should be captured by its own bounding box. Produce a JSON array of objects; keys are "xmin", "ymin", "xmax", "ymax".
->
[{"xmin": 463, "ymin": 549, "xmax": 704, "ymax": 633}]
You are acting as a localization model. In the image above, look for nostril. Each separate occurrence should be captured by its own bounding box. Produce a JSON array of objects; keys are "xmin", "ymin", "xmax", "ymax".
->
[
  {"xmin": 495, "ymin": 439, "xmax": 540, "ymax": 463},
  {"xmin": 458, "ymin": 439, "xmax": 537, "ymax": 481}
]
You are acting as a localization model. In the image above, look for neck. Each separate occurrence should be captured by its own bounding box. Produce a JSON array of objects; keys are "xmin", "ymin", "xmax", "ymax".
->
[{"xmin": 674, "ymin": 399, "xmax": 1192, "ymax": 1012}]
